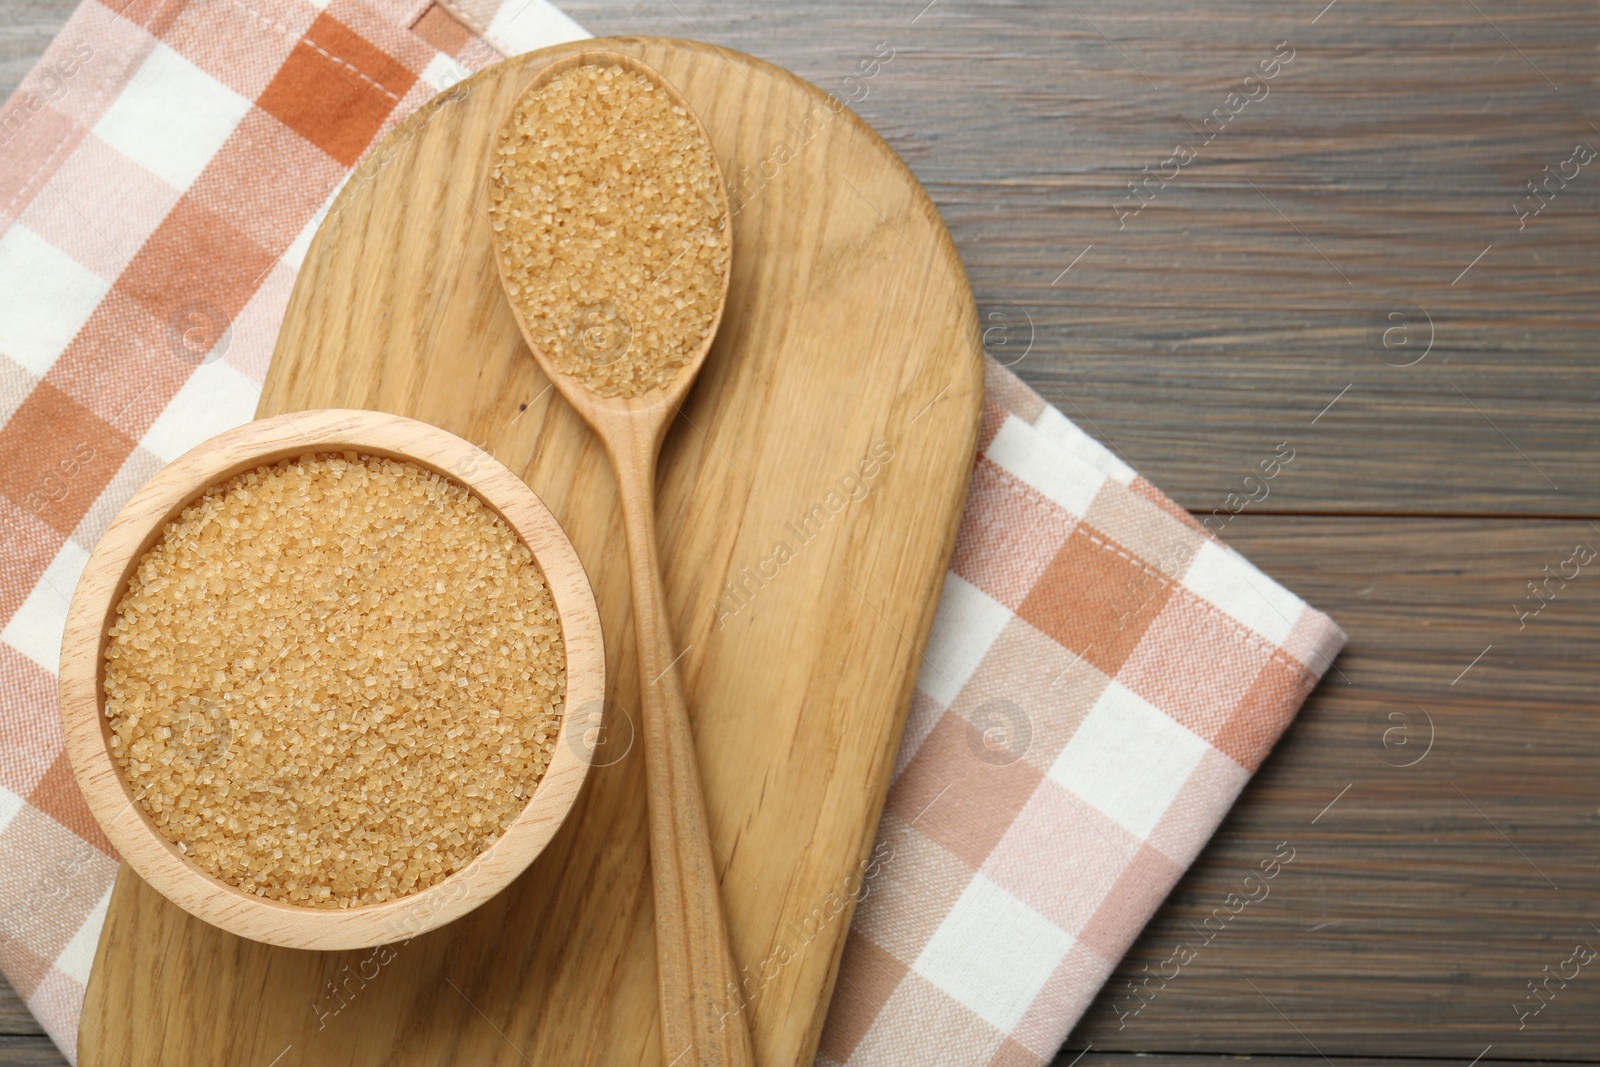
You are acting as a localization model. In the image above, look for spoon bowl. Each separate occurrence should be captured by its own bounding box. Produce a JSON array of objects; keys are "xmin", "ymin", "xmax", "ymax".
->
[{"xmin": 487, "ymin": 50, "xmax": 731, "ymax": 430}]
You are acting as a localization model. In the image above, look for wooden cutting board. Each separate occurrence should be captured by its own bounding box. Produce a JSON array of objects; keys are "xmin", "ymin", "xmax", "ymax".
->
[{"xmin": 78, "ymin": 36, "xmax": 981, "ymax": 1067}]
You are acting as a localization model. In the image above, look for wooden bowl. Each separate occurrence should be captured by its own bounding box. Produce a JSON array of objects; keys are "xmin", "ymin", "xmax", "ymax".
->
[{"xmin": 58, "ymin": 408, "xmax": 604, "ymax": 951}]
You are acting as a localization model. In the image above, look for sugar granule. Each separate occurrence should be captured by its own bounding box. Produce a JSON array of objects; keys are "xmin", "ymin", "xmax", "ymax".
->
[
  {"xmin": 104, "ymin": 454, "xmax": 567, "ymax": 908},
  {"xmin": 489, "ymin": 62, "xmax": 730, "ymax": 398}
]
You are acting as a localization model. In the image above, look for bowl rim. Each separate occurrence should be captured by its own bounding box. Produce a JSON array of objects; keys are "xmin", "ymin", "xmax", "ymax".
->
[{"xmin": 58, "ymin": 408, "xmax": 604, "ymax": 950}]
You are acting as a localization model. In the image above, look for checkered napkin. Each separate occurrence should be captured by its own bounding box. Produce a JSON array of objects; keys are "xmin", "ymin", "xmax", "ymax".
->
[
  {"xmin": 816, "ymin": 362, "xmax": 1343, "ymax": 1065},
  {"xmin": 0, "ymin": 0, "xmax": 1344, "ymax": 1062}
]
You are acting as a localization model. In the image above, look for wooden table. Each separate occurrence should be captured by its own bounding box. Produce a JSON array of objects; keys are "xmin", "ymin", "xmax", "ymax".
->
[{"xmin": 3, "ymin": 1, "xmax": 1596, "ymax": 1064}]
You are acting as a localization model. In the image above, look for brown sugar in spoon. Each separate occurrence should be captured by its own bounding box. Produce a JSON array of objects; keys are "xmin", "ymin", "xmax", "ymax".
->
[{"xmin": 486, "ymin": 53, "xmax": 751, "ymax": 1067}]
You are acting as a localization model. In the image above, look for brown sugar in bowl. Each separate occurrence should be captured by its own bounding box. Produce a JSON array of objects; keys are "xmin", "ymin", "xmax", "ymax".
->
[{"xmin": 58, "ymin": 409, "xmax": 604, "ymax": 950}]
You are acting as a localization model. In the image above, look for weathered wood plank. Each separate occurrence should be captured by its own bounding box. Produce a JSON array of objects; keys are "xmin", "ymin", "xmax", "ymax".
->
[
  {"xmin": 557, "ymin": 0, "xmax": 1600, "ymax": 515},
  {"xmin": 0, "ymin": 1038, "xmax": 65, "ymax": 1067},
  {"xmin": 0, "ymin": 980, "xmax": 44, "ymax": 1038},
  {"xmin": 0, "ymin": 0, "xmax": 70, "ymax": 98},
  {"xmin": 1074, "ymin": 516, "xmax": 1600, "ymax": 1060},
  {"xmin": 1059, "ymin": 1057, "xmax": 1591, "ymax": 1067}
]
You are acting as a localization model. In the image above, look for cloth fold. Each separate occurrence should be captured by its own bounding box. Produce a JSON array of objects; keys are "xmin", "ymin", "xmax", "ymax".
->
[{"xmin": 0, "ymin": 1, "xmax": 1343, "ymax": 1063}]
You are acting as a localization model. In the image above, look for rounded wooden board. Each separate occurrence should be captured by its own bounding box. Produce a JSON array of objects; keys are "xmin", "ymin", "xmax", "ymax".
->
[{"xmin": 80, "ymin": 36, "xmax": 982, "ymax": 1067}]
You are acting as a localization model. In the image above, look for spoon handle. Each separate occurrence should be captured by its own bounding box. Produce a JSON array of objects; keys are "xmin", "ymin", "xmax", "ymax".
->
[{"xmin": 613, "ymin": 447, "xmax": 757, "ymax": 1067}]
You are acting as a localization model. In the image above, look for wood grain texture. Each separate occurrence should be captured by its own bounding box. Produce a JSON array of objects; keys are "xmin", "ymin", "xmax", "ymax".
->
[
  {"xmin": 57, "ymin": 409, "xmax": 603, "ymax": 951},
  {"xmin": 0, "ymin": 1039, "xmax": 67, "ymax": 1067},
  {"xmin": 77, "ymin": 35, "xmax": 983, "ymax": 1067},
  {"xmin": 557, "ymin": 0, "xmax": 1600, "ymax": 516},
  {"xmin": 1066, "ymin": 1058, "xmax": 1583, "ymax": 1067},
  {"xmin": 0, "ymin": 0, "xmax": 67, "ymax": 98},
  {"xmin": 1069, "ymin": 517, "xmax": 1600, "ymax": 1062},
  {"xmin": 0, "ymin": 985, "xmax": 40, "ymax": 1039},
  {"xmin": 611, "ymin": 432, "xmax": 756, "ymax": 1067}
]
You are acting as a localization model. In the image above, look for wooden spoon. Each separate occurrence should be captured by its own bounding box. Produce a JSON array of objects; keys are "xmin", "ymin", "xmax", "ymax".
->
[{"xmin": 485, "ymin": 52, "xmax": 752, "ymax": 1067}]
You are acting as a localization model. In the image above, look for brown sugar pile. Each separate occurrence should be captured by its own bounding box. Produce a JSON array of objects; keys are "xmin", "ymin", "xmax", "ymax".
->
[
  {"xmin": 489, "ymin": 62, "xmax": 730, "ymax": 398},
  {"xmin": 104, "ymin": 454, "xmax": 567, "ymax": 908}
]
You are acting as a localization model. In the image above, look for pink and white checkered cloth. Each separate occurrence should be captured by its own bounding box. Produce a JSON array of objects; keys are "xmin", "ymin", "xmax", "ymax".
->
[{"xmin": 0, "ymin": 1, "xmax": 1344, "ymax": 1063}]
